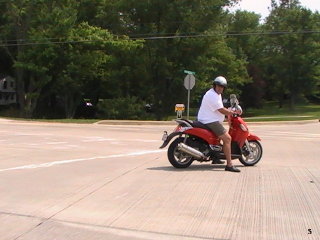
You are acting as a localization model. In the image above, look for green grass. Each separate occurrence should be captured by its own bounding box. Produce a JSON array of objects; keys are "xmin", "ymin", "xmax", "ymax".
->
[
  {"xmin": 244, "ymin": 103, "xmax": 320, "ymax": 122},
  {"xmin": 244, "ymin": 115, "xmax": 316, "ymax": 122},
  {"xmin": 36, "ymin": 118, "xmax": 100, "ymax": 124},
  {"xmin": 168, "ymin": 103, "xmax": 320, "ymax": 122}
]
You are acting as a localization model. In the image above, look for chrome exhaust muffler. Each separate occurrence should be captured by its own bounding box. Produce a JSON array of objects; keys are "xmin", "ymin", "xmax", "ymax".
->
[{"xmin": 177, "ymin": 143, "xmax": 206, "ymax": 160}]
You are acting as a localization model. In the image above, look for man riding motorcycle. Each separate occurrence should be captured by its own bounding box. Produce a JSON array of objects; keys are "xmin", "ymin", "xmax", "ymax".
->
[{"xmin": 197, "ymin": 76, "xmax": 240, "ymax": 172}]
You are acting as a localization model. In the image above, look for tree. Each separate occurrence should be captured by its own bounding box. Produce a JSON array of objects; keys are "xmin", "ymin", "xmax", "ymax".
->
[
  {"xmin": 0, "ymin": 1, "xmax": 13, "ymax": 78},
  {"xmin": 1, "ymin": 0, "xmax": 142, "ymax": 118},
  {"xmin": 194, "ymin": 35, "xmax": 249, "ymax": 101},
  {"xmin": 263, "ymin": 0, "xmax": 320, "ymax": 107},
  {"xmin": 4, "ymin": 0, "xmax": 317, "ymax": 119},
  {"xmin": 226, "ymin": 10, "xmax": 266, "ymax": 108},
  {"xmin": 1, "ymin": 0, "xmax": 80, "ymax": 117},
  {"xmin": 96, "ymin": 0, "xmax": 247, "ymax": 119},
  {"xmin": 52, "ymin": 23, "xmax": 142, "ymax": 118}
]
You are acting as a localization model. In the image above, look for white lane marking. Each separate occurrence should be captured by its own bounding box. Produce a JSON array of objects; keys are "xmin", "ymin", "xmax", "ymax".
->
[
  {"xmin": 52, "ymin": 145, "xmax": 80, "ymax": 149},
  {"xmin": 13, "ymin": 133, "xmax": 54, "ymax": 136},
  {"xmin": 266, "ymin": 131, "xmax": 320, "ymax": 137},
  {"xmin": 131, "ymin": 139, "xmax": 159, "ymax": 142},
  {"xmin": 262, "ymin": 136, "xmax": 317, "ymax": 141},
  {"xmin": 262, "ymin": 132, "xmax": 320, "ymax": 140},
  {"xmin": 46, "ymin": 142, "xmax": 68, "ymax": 145},
  {"xmin": 82, "ymin": 138, "xmax": 116, "ymax": 142},
  {"xmin": 81, "ymin": 138, "xmax": 158, "ymax": 143},
  {"xmin": 0, "ymin": 149, "xmax": 166, "ymax": 173}
]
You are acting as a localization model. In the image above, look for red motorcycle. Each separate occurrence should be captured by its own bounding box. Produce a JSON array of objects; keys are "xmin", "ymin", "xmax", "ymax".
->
[{"xmin": 160, "ymin": 95, "xmax": 262, "ymax": 168}]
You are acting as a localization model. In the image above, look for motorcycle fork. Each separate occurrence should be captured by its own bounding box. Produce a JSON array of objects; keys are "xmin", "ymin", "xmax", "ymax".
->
[{"xmin": 244, "ymin": 140, "xmax": 254, "ymax": 158}]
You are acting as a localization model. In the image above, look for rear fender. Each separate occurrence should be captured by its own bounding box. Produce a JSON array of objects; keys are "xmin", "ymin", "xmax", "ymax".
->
[{"xmin": 159, "ymin": 132, "xmax": 182, "ymax": 149}]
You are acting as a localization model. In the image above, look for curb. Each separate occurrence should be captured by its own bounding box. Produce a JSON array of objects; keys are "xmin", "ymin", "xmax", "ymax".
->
[
  {"xmin": 96, "ymin": 119, "xmax": 319, "ymax": 126},
  {"xmin": 1, "ymin": 118, "xmax": 318, "ymax": 126},
  {"xmin": 245, "ymin": 119, "xmax": 319, "ymax": 125},
  {"xmin": 95, "ymin": 120, "xmax": 177, "ymax": 125}
]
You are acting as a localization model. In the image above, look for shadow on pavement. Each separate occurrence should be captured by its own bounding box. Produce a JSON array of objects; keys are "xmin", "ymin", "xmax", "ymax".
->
[{"xmin": 147, "ymin": 164, "xmax": 244, "ymax": 172}]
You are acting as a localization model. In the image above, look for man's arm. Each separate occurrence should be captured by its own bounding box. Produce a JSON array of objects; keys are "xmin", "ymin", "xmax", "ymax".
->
[{"xmin": 218, "ymin": 107, "xmax": 234, "ymax": 116}]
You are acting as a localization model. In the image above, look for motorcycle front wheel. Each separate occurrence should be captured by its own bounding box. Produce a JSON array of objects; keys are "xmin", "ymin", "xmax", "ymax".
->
[
  {"xmin": 239, "ymin": 140, "xmax": 263, "ymax": 166},
  {"xmin": 168, "ymin": 137, "xmax": 193, "ymax": 168}
]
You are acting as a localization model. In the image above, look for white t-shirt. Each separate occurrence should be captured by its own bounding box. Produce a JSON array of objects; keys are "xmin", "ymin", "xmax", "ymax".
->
[{"xmin": 197, "ymin": 88, "xmax": 225, "ymax": 124}]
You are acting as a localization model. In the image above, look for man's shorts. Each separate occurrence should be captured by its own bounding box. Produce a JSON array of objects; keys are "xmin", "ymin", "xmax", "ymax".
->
[{"xmin": 205, "ymin": 121, "xmax": 227, "ymax": 137}]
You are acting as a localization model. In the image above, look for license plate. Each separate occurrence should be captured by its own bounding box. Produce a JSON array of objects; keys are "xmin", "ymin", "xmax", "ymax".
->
[{"xmin": 162, "ymin": 131, "xmax": 168, "ymax": 141}]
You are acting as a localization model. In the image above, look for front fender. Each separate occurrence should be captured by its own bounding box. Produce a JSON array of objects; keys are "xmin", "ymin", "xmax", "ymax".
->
[
  {"xmin": 247, "ymin": 133, "xmax": 261, "ymax": 141},
  {"xmin": 159, "ymin": 132, "xmax": 182, "ymax": 149}
]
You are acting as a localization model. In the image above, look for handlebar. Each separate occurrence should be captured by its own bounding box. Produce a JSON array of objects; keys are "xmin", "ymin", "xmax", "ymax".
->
[
  {"xmin": 230, "ymin": 105, "xmax": 243, "ymax": 116},
  {"xmin": 229, "ymin": 94, "xmax": 241, "ymax": 115}
]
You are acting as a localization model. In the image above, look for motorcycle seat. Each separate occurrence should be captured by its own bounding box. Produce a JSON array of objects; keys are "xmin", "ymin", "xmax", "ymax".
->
[{"xmin": 191, "ymin": 120, "xmax": 212, "ymax": 131}]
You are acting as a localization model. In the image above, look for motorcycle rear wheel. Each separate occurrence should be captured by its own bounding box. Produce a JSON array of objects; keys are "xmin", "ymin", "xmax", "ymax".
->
[
  {"xmin": 239, "ymin": 140, "xmax": 263, "ymax": 166},
  {"xmin": 168, "ymin": 137, "xmax": 193, "ymax": 168}
]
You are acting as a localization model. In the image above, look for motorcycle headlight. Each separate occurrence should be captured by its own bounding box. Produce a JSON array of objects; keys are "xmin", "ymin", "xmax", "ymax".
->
[{"xmin": 239, "ymin": 124, "xmax": 247, "ymax": 131}]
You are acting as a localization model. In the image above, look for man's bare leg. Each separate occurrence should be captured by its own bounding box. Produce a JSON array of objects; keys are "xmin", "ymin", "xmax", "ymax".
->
[
  {"xmin": 219, "ymin": 132, "xmax": 240, "ymax": 172},
  {"xmin": 219, "ymin": 132, "xmax": 232, "ymax": 166}
]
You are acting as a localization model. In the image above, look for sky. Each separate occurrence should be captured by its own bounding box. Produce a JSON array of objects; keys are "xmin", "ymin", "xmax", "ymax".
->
[{"xmin": 230, "ymin": 0, "xmax": 320, "ymax": 20}]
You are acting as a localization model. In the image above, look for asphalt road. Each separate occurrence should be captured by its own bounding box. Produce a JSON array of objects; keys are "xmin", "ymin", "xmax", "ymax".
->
[{"xmin": 0, "ymin": 118, "xmax": 319, "ymax": 240}]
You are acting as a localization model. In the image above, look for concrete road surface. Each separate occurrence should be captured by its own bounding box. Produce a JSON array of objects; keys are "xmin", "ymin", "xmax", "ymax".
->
[{"xmin": 0, "ymin": 118, "xmax": 319, "ymax": 240}]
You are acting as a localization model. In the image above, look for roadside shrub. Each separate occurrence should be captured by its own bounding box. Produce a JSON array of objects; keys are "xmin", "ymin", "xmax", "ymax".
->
[
  {"xmin": 0, "ymin": 104, "xmax": 20, "ymax": 117},
  {"xmin": 96, "ymin": 97, "xmax": 147, "ymax": 120}
]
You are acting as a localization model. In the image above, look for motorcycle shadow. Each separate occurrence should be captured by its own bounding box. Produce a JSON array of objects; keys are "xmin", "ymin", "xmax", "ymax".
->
[{"xmin": 147, "ymin": 164, "xmax": 244, "ymax": 172}]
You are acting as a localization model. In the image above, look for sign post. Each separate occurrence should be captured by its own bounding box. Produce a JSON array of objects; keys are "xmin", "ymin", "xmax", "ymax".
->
[{"xmin": 183, "ymin": 70, "xmax": 196, "ymax": 119}]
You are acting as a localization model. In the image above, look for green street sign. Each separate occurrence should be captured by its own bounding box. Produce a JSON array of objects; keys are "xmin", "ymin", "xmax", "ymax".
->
[{"xmin": 183, "ymin": 70, "xmax": 195, "ymax": 75}]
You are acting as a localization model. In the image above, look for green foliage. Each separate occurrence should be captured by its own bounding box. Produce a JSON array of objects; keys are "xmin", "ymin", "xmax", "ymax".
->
[
  {"xmin": 0, "ymin": 0, "xmax": 319, "ymax": 120},
  {"xmin": 96, "ymin": 97, "xmax": 147, "ymax": 120},
  {"xmin": 226, "ymin": 10, "xmax": 266, "ymax": 108},
  {"xmin": 96, "ymin": 0, "xmax": 248, "ymax": 118},
  {"xmin": 262, "ymin": 1, "xmax": 320, "ymax": 107},
  {"xmin": 1, "ymin": 0, "xmax": 141, "ymax": 118}
]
